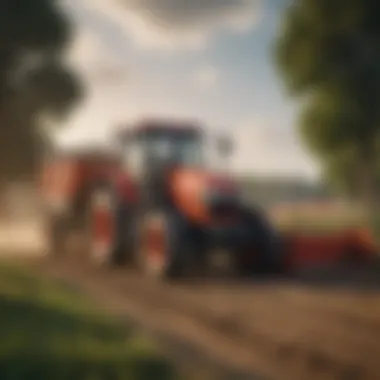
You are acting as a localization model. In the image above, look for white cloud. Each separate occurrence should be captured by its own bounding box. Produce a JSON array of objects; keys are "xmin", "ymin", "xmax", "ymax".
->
[
  {"xmin": 67, "ymin": 28, "xmax": 103, "ymax": 66},
  {"xmin": 67, "ymin": 28, "xmax": 128, "ymax": 87},
  {"xmin": 229, "ymin": 120, "xmax": 317, "ymax": 178},
  {"xmin": 60, "ymin": 0, "xmax": 130, "ymax": 87},
  {"xmin": 193, "ymin": 64, "xmax": 220, "ymax": 90},
  {"xmin": 56, "ymin": 1, "xmax": 134, "ymax": 145},
  {"xmin": 76, "ymin": 0, "xmax": 261, "ymax": 51}
]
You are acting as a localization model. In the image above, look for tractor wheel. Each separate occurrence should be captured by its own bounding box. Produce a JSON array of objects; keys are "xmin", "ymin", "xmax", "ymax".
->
[
  {"xmin": 206, "ymin": 248, "xmax": 239, "ymax": 279},
  {"xmin": 241, "ymin": 209, "xmax": 284, "ymax": 275},
  {"xmin": 135, "ymin": 209, "xmax": 190, "ymax": 280},
  {"xmin": 86, "ymin": 185, "xmax": 130, "ymax": 267}
]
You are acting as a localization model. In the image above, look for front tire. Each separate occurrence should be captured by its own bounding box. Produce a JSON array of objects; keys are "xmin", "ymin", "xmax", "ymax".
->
[{"xmin": 135, "ymin": 209, "xmax": 189, "ymax": 280}]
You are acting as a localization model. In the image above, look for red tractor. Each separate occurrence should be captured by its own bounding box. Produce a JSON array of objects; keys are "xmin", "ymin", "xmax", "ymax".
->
[{"xmin": 40, "ymin": 119, "xmax": 285, "ymax": 278}]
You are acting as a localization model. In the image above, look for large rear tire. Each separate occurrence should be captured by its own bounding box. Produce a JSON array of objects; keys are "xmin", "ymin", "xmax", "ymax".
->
[{"xmin": 241, "ymin": 208, "xmax": 284, "ymax": 275}]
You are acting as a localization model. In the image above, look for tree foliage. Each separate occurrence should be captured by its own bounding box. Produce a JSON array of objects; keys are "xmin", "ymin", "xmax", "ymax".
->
[
  {"xmin": 274, "ymin": 0, "xmax": 380, "ymax": 198},
  {"xmin": 321, "ymin": 148, "xmax": 361, "ymax": 197},
  {"xmin": 0, "ymin": 0, "xmax": 82, "ymax": 181}
]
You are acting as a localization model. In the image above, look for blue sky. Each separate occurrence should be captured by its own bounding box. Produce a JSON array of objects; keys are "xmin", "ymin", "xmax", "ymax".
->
[{"xmin": 58, "ymin": 0, "xmax": 317, "ymax": 179}]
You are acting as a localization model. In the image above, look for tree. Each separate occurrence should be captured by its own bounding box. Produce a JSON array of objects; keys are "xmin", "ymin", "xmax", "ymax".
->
[
  {"xmin": 274, "ymin": 0, "xmax": 380, "ymax": 206},
  {"xmin": 321, "ymin": 149, "xmax": 361, "ymax": 198},
  {"xmin": 0, "ymin": 0, "xmax": 82, "ymax": 182}
]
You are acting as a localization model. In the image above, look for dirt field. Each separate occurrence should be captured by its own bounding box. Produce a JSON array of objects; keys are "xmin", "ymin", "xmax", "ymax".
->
[{"xmin": 14, "ymin": 255, "xmax": 378, "ymax": 380}]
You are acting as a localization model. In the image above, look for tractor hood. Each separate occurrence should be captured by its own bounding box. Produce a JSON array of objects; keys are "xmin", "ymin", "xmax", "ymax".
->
[
  {"xmin": 169, "ymin": 168, "xmax": 240, "ymax": 223},
  {"xmin": 171, "ymin": 168, "xmax": 239, "ymax": 197}
]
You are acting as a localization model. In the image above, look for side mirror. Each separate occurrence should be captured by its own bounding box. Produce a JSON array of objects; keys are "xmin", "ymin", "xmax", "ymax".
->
[{"xmin": 216, "ymin": 133, "xmax": 233, "ymax": 157}]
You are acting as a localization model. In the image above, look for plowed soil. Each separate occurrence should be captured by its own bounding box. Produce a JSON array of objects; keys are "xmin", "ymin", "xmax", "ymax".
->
[{"xmin": 23, "ymin": 256, "xmax": 380, "ymax": 380}]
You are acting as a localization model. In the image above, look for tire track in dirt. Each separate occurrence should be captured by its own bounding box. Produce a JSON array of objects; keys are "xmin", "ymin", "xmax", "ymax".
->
[
  {"xmin": 30, "ymin": 257, "xmax": 380, "ymax": 380},
  {"xmin": 117, "ymin": 273, "xmax": 380, "ymax": 378},
  {"xmin": 176, "ymin": 282, "xmax": 380, "ymax": 373}
]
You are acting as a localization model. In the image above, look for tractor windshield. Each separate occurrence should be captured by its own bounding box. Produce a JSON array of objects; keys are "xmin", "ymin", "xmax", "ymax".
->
[{"xmin": 140, "ymin": 129, "xmax": 204, "ymax": 167}]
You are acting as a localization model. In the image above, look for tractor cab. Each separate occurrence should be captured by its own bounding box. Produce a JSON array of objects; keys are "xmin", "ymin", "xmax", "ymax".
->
[
  {"xmin": 116, "ymin": 119, "xmax": 233, "ymax": 171},
  {"xmin": 116, "ymin": 119, "xmax": 231, "ymax": 207},
  {"xmin": 117, "ymin": 120, "xmax": 207, "ymax": 178},
  {"xmin": 117, "ymin": 120, "xmax": 235, "ymax": 208}
]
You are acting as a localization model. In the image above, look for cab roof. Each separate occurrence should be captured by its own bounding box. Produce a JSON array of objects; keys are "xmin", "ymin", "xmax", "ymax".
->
[{"xmin": 116, "ymin": 118, "xmax": 202, "ymax": 140}]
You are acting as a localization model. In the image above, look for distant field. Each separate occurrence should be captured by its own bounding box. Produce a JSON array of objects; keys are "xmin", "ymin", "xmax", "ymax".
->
[
  {"xmin": 0, "ymin": 182, "xmax": 369, "ymax": 242},
  {"xmin": 268, "ymin": 201, "xmax": 367, "ymax": 232}
]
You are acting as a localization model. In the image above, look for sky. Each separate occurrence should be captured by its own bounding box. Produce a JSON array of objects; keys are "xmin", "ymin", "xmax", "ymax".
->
[{"xmin": 56, "ymin": 0, "xmax": 318, "ymax": 179}]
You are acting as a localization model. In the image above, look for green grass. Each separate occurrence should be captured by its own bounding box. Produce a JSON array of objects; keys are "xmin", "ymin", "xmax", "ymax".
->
[{"xmin": 0, "ymin": 263, "xmax": 179, "ymax": 380}]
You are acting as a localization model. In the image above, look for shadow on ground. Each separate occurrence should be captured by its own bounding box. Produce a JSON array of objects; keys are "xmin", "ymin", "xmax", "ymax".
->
[{"xmin": 178, "ymin": 261, "xmax": 380, "ymax": 292}]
